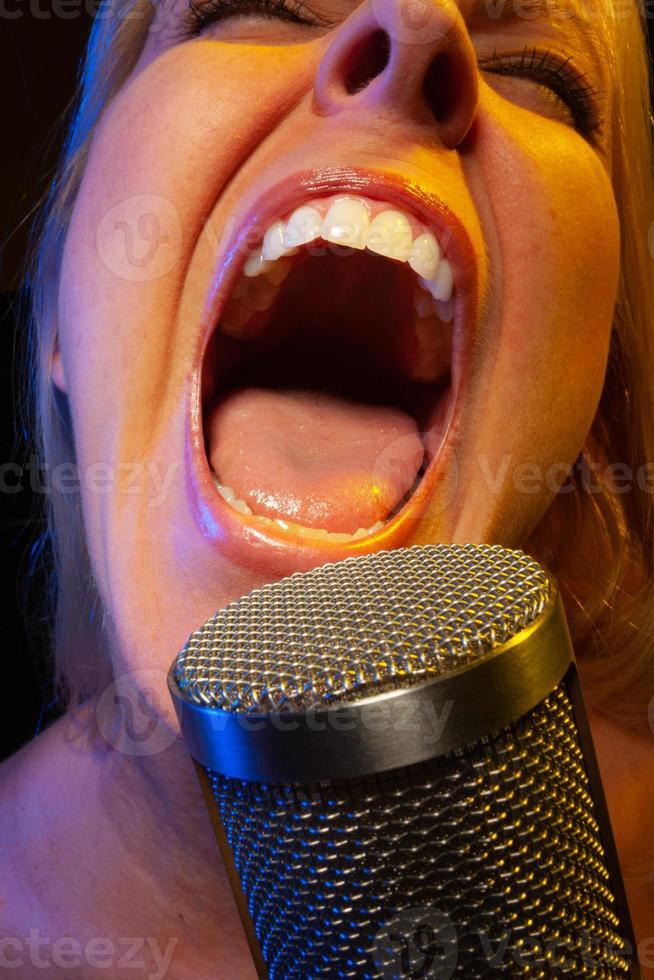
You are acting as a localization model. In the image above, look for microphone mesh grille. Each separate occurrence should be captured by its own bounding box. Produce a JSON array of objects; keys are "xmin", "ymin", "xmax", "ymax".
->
[
  {"xmin": 208, "ymin": 685, "xmax": 630, "ymax": 977},
  {"xmin": 176, "ymin": 544, "xmax": 630, "ymax": 975},
  {"xmin": 174, "ymin": 544, "xmax": 550, "ymax": 712}
]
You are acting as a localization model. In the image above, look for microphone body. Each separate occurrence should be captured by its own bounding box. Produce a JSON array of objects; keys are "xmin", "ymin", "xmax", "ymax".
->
[{"xmin": 169, "ymin": 544, "xmax": 638, "ymax": 978}]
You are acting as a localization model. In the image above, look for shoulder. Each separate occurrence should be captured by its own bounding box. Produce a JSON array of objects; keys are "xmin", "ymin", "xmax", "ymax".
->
[
  {"xmin": 0, "ymin": 708, "xmax": 93, "ymax": 822},
  {"xmin": 0, "ymin": 713, "xmax": 95, "ymax": 942}
]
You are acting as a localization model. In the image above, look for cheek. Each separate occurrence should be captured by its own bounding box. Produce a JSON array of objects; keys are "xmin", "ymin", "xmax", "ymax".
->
[
  {"xmin": 57, "ymin": 40, "xmax": 317, "ymax": 575},
  {"xmin": 59, "ymin": 39, "xmax": 318, "ymax": 412},
  {"xmin": 446, "ymin": 92, "xmax": 620, "ymax": 542},
  {"xmin": 476, "ymin": 89, "xmax": 619, "ymax": 386}
]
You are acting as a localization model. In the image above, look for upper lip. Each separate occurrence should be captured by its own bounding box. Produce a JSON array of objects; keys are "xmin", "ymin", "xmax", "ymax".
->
[{"xmin": 196, "ymin": 165, "xmax": 479, "ymax": 387}]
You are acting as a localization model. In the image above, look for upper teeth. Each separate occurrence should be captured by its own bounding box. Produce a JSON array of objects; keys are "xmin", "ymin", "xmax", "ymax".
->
[
  {"xmin": 220, "ymin": 193, "xmax": 456, "ymax": 382},
  {"xmin": 244, "ymin": 194, "xmax": 455, "ymax": 305}
]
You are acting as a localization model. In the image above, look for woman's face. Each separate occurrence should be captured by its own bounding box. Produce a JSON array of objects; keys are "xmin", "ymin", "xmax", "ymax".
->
[{"xmin": 54, "ymin": 0, "xmax": 619, "ymax": 691}]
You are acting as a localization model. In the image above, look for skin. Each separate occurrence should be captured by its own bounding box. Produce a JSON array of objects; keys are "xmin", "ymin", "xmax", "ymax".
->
[{"xmin": 1, "ymin": 0, "xmax": 653, "ymax": 973}]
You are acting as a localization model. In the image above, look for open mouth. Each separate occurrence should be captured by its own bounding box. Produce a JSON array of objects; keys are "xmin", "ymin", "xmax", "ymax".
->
[{"xmin": 199, "ymin": 192, "xmax": 459, "ymax": 544}]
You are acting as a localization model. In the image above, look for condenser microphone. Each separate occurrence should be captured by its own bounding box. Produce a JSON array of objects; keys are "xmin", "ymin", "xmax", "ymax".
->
[{"xmin": 168, "ymin": 544, "xmax": 638, "ymax": 978}]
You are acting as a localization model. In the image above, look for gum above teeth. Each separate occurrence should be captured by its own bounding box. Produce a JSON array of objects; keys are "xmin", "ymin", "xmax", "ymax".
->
[{"xmin": 212, "ymin": 477, "xmax": 385, "ymax": 539}]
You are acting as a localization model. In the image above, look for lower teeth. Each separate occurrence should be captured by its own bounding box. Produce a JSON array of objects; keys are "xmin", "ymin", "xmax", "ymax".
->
[{"xmin": 211, "ymin": 475, "xmax": 385, "ymax": 540}]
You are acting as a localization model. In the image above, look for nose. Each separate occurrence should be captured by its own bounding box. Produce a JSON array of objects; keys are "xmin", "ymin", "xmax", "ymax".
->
[{"xmin": 313, "ymin": 0, "xmax": 479, "ymax": 148}]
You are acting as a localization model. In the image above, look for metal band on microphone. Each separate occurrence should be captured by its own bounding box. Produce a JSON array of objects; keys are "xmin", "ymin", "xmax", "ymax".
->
[{"xmin": 168, "ymin": 587, "xmax": 573, "ymax": 783}]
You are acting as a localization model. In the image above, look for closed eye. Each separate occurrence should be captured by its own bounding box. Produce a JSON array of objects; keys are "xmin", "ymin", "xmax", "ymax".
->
[
  {"xmin": 180, "ymin": 2, "xmax": 603, "ymax": 141},
  {"xmin": 478, "ymin": 45, "xmax": 603, "ymax": 139},
  {"xmin": 183, "ymin": 0, "xmax": 329, "ymax": 32}
]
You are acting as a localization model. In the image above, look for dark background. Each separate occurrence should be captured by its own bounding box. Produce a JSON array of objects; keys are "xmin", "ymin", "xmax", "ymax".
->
[
  {"xmin": 1, "ymin": 12, "xmax": 653, "ymax": 761},
  {"xmin": 1, "ymin": 8, "xmax": 97, "ymax": 760}
]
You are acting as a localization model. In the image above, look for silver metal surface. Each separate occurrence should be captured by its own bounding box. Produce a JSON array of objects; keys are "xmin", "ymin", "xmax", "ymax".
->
[
  {"xmin": 173, "ymin": 543, "xmax": 551, "ymax": 712},
  {"xmin": 169, "ymin": 544, "xmax": 636, "ymax": 976},
  {"xmin": 209, "ymin": 684, "xmax": 633, "ymax": 978}
]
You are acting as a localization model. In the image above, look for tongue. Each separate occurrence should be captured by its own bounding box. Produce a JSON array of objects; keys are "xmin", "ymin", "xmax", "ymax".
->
[{"xmin": 206, "ymin": 386, "xmax": 424, "ymax": 533}]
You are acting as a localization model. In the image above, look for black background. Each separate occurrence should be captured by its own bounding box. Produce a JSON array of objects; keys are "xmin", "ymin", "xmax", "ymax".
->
[
  {"xmin": 2, "ymin": 5, "xmax": 106, "ymax": 759},
  {"xmin": 1, "ymin": 11, "xmax": 653, "ymax": 760}
]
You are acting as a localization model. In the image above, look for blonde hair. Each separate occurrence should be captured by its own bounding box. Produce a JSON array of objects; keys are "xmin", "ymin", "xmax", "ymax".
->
[
  {"xmin": 24, "ymin": 0, "xmax": 654, "ymax": 727},
  {"xmin": 526, "ymin": 2, "xmax": 654, "ymax": 730}
]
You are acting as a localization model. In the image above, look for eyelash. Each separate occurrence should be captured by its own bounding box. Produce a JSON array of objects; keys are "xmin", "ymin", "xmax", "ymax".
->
[
  {"xmin": 185, "ymin": 0, "xmax": 322, "ymax": 30},
  {"xmin": 479, "ymin": 45, "xmax": 603, "ymax": 138},
  {"xmin": 183, "ymin": 2, "xmax": 602, "ymax": 137}
]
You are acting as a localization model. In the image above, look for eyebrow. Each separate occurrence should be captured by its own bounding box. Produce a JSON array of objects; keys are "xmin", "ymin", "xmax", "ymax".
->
[{"xmin": 467, "ymin": 0, "xmax": 610, "ymax": 75}]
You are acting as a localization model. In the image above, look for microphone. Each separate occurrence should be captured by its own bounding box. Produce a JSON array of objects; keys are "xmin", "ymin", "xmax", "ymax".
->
[{"xmin": 168, "ymin": 544, "xmax": 638, "ymax": 978}]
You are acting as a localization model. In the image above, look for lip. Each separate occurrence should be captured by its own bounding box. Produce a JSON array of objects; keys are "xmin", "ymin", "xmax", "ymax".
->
[{"xmin": 185, "ymin": 165, "xmax": 480, "ymax": 577}]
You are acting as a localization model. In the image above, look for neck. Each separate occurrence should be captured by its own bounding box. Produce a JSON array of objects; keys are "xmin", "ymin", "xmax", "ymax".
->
[{"xmin": 2, "ymin": 705, "xmax": 257, "ymax": 979}]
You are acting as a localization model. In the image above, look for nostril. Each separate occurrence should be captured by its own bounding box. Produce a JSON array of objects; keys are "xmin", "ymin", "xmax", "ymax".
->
[
  {"xmin": 343, "ymin": 29, "xmax": 391, "ymax": 95},
  {"xmin": 422, "ymin": 51, "xmax": 457, "ymax": 122}
]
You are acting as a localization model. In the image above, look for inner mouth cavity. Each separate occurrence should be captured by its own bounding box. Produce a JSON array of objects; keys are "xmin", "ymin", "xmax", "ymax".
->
[{"xmin": 202, "ymin": 210, "xmax": 455, "ymax": 540}]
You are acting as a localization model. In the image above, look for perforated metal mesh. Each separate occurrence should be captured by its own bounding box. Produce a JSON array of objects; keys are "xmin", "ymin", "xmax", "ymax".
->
[
  {"xmin": 209, "ymin": 687, "xmax": 629, "ymax": 977},
  {"xmin": 173, "ymin": 544, "xmax": 631, "ymax": 976},
  {"xmin": 174, "ymin": 544, "xmax": 551, "ymax": 712}
]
